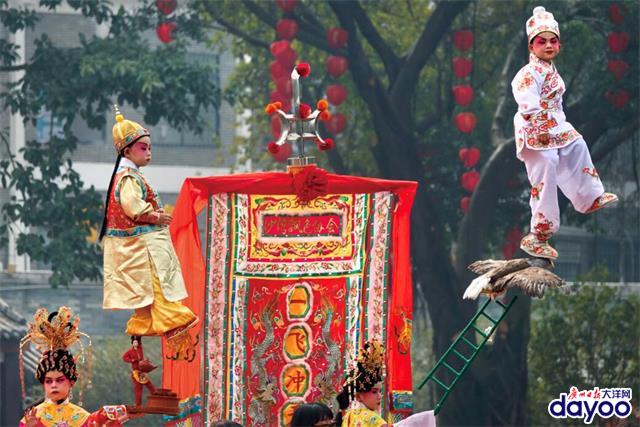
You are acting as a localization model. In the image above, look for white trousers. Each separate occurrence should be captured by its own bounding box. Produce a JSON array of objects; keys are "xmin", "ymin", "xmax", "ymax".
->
[{"xmin": 520, "ymin": 138, "xmax": 604, "ymax": 238}]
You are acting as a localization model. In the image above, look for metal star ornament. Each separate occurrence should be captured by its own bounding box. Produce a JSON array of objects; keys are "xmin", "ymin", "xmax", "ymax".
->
[{"xmin": 265, "ymin": 63, "xmax": 334, "ymax": 158}]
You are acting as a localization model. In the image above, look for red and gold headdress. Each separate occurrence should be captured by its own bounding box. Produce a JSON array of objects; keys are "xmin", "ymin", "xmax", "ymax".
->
[
  {"xmin": 19, "ymin": 306, "xmax": 92, "ymax": 404},
  {"xmin": 343, "ymin": 339, "xmax": 385, "ymax": 398}
]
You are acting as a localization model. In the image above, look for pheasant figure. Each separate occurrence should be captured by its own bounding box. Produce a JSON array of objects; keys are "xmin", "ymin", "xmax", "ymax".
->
[{"xmin": 463, "ymin": 257, "xmax": 565, "ymax": 300}]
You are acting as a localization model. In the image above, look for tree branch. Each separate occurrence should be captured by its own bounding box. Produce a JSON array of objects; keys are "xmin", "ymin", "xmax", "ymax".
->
[
  {"xmin": 351, "ymin": 1, "xmax": 401, "ymax": 80},
  {"xmin": 454, "ymin": 138, "xmax": 519, "ymax": 280},
  {"xmin": 214, "ymin": 15, "xmax": 269, "ymax": 50},
  {"xmin": 0, "ymin": 63, "xmax": 30, "ymax": 72},
  {"xmin": 490, "ymin": 35, "xmax": 524, "ymax": 144},
  {"xmin": 327, "ymin": 1, "xmax": 403, "ymax": 137},
  {"xmin": 391, "ymin": 1, "xmax": 470, "ymax": 110},
  {"xmin": 592, "ymin": 118, "xmax": 639, "ymax": 162},
  {"xmin": 243, "ymin": 0, "xmax": 337, "ymax": 54}
]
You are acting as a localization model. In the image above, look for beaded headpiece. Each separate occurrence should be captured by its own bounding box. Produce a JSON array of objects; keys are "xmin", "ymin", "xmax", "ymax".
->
[
  {"xmin": 343, "ymin": 340, "xmax": 385, "ymax": 398},
  {"xmin": 19, "ymin": 306, "xmax": 92, "ymax": 404}
]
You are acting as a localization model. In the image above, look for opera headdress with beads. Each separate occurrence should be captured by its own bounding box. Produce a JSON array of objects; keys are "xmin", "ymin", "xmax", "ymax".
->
[
  {"xmin": 19, "ymin": 306, "xmax": 92, "ymax": 403},
  {"xmin": 343, "ymin": 339, "xmax": 385, "ymax": 393},
  {"xmin": 111, "ymin": 105, "xmax": 150, "ymax": 154}
]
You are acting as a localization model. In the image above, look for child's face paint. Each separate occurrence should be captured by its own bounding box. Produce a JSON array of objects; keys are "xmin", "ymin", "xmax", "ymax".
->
[
  {"xmin": 529, "ymin": 32, "xmax": 560, "ymax": 62},
  {"xmin": 124, "ymin": 136, "xmax": 152, "ymax": 167},
  {"xmin": 43, "ymin": 371, "xmax": 73, "ymax": 401},
  {"xmin": 356, "ymin": 382, "xmax": 383, "ymax": 411}
]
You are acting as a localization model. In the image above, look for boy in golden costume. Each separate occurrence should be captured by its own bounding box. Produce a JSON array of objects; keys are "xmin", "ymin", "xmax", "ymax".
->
[{"xmin": 100, "ymin": 107, "xmax": 197, "ymax": 350}]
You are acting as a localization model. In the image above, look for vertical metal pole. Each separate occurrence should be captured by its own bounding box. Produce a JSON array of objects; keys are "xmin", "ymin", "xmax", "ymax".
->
[{"xmin": 291, "ymin": 70, "xmax": 304, "ymax": 159}]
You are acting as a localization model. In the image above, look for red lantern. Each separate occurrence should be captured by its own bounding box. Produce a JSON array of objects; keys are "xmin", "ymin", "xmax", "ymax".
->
[
  {"xmin": 276, "ymin": 0, "xmax": 297, "ymax": 12},
  {"xmin": 452, "ymin": 85, "xmax": 474, "ymax": 107},
  {"xmin": 276, "ymin": 47, "xmax": 297, "ymax": 69},
  {"xmin": 270, "ymin": 60, "xmax": 288, "ymax": 80},
  {"xmin": 604, "ymin": 90, "xmax": 630, "ymax": 109},
  {"xmin": 275, "ymin": 77, "xmax": 292, "ymax": 98},
  {"xmin": 454, "ymin": 112, "xmax": 477, "ymax": 134},
  {"xmin": 607, "ymin": 32, "xmax": 629, "ymax": 54},
  {"xmin": 325, "ymin": 56, "xmax": 348, "ymax": 78},
  {"xmin": 271, "ymin": 115, "xmax": 281, "ymax": 139},
  {"xmin": 326, "ymin": 113, "xmax": 347, "ymax": 134},
  {"xmin": 326, "ymin": 27, "xmax": 348, "ymax": 49},
  {"xmin": 156, "ymin": 0, "xmax": 177, "ymax": 15},
  {"xmin": 270, "ymin": 40, "xmax": 291, "ymax": 57},
  {"xmin": 607, "ymin": 60, "xmax": 628, "ymax": 81},
  {"xmin": 460, "ymin": 196, "xmax": 470, "ymax": 214},
  {"xmin": 461, "ymin": 170, "xmax": 480, "ymax": 193},
  {"xmin": 276, "ymin": 19, "xmax": 298, "ymax": 40},
  {"xmin": 458, "ymin": 146, "xmax": 480, "ymax": 168},
  {"xmin": 326, "ymin": 84, "xmax": 347, "ymax": 106},
  {"xmin": 156, "ymin": 22, "xmax": 176, "ymax": 44},
  {"xmin": 272, "ymin": 142, "xmax": 293, "ymax": 163},
  {"xmin": 453, "ymin": 30, "xmax": 474, "ymax": 51},
  {"xmin": 452, "ymin": 57, "xmax": 472, "ymax": 79},
  {"xmin": 609, "ymin": 4, "xmax": 624, "ymax": 24}
]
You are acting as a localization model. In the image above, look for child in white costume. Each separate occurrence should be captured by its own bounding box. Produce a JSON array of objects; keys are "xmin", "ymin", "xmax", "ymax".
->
[{"xmin": 511, "ymin": 6, "xmax": 618, "ymax": 260}]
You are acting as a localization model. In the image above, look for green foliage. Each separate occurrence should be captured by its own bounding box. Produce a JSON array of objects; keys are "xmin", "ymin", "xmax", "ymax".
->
[
  {"xmin": 198, "ymin": 0, "xmax": 638, "ymax": 253},
  {"xmin": 528, "ymin": 272, "xmax": 640, "ymax": 425},
  {"xmin": 0, "ymin": 0, "xmax": 219, "ymax": 285}
]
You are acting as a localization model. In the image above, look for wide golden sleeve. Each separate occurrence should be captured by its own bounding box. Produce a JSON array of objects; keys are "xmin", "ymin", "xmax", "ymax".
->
[{"xmin": 119, "ymin": 176, "xmax": 154, "ymax": 220}]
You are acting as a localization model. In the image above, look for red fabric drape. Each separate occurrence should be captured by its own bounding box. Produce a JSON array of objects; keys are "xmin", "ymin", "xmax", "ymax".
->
[{"xmin": 165, "ymin": 171, "xmax": 417, "ymax": 408}]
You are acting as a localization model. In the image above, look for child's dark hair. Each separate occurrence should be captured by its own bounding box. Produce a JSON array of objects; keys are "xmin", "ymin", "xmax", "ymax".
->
[
  {"xmin": 211, "ymin": 421, "xmax": 243, "ymax": 427},
  {"xmin": 290, "ymin": 402, "xmax": 334, "ymax": 426},
  {"xmin": 131, "ymin": 335, "xmax": 141, "ymax": 344}
]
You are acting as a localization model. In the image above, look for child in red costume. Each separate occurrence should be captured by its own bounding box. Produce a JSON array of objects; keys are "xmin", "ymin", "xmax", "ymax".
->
[{"xmin": 122, "ymin": 336, "xmax": 156, "ymax": 407}]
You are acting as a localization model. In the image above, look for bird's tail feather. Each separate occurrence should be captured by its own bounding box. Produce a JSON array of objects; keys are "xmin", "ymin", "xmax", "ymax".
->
[{"xmin": 463, "ymin": 275, "xmax": 490, "ymax": 300}]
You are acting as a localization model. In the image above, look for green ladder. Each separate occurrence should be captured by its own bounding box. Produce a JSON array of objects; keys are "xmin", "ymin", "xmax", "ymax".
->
[{"xmin": 417, "ymin": 296, "xmax": 517, "ymax": 415}]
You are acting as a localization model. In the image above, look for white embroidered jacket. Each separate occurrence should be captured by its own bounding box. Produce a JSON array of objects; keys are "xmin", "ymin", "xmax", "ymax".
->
[{"xmin": 511, "ymin": 53, "xmax": 581, "ymax": 159}]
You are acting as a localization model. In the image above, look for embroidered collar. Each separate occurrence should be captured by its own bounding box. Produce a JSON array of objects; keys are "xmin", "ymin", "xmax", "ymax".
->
[
  {"xmin": 45, "ymin": 397, "xmax": 70, "ymax": 405},
  {"xmin": 529, "ymin": 53, "xmax": 556, "ymax": 73},
  {"xmin": 119, "ymin": 157, "xmax": 140, "ymax": 171}
]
